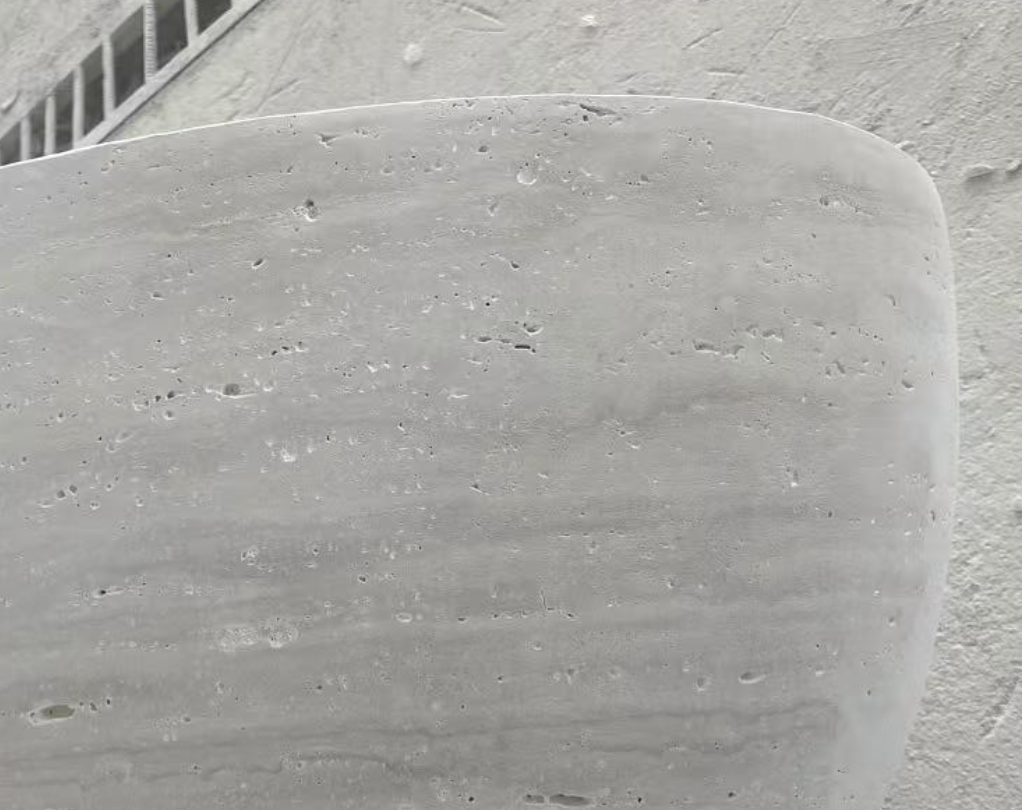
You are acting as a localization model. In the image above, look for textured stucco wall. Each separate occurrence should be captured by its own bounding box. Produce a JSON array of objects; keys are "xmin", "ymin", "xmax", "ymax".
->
[
  {"xmin": 3, "ymin": 1, "xmax": 1021, "ymax": 808},
  {"xmin": 0, "ymin": 0, "xmax": 140, "ymax": 130}
]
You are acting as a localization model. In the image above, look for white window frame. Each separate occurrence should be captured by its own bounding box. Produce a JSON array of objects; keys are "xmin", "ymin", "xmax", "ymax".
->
[{"xmin": 0, "ymin": 0, "xmax": 268, "ymax": 165}]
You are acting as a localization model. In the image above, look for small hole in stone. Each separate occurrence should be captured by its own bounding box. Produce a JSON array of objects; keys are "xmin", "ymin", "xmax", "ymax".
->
[{"xmin": 39, "ymin": 704, "xmax": 76, "ymax": 720}]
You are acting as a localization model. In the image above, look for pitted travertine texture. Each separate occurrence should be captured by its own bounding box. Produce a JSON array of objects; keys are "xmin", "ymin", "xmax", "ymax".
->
[{"xmin": 0, "ymin": 96, "xmax": 956, "ymax": 809}]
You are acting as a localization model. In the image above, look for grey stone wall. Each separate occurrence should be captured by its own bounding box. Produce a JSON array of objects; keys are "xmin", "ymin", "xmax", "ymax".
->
[{"xmin": 2, "ymin": 2, "xmax": 1020, "ymax": 808}]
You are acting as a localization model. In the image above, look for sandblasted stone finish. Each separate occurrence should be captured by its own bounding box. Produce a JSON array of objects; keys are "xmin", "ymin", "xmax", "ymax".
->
[{"xmin": 0, "ymin": 96, "xmax": 957, "ymax": 810}]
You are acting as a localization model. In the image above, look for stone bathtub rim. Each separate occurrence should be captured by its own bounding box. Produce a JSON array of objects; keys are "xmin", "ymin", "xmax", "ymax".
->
[
  {"xmin": 0, "ymin": 89, "xmax": 959, "ymax": 402},
  {"xmin": 0, "ymin": 92, "xmax": 938, "ymax": 191}
]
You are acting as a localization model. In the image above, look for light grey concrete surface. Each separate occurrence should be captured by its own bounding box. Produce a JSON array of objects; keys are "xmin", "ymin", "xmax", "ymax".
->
[
  {"xmin": 0, "ymin": 96, "xmax": 956, "ymax": 809},
  {"xmin": 1, "ymin": 2, "xmax": 1020, "ymax": 809}
]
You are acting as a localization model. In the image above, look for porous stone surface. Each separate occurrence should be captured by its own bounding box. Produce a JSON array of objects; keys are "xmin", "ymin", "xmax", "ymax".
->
[
  {"xmin": 0, "ymin": 96, "xmax": 955, "ymax": 809},
  {"xmin": 1, "ymin": 3, "xmax": 1018, "ymax": 809}
]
